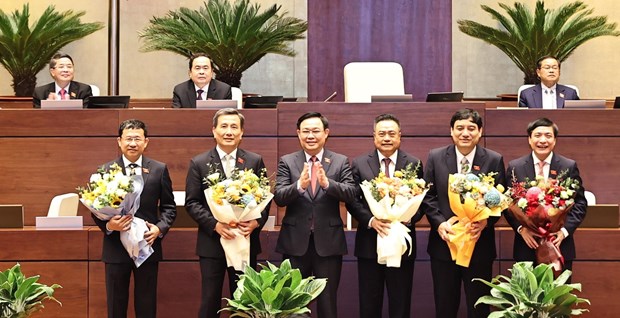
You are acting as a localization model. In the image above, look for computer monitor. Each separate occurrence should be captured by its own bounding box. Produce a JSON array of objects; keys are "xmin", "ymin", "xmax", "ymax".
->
[
  {"xmin": 614, "ymin": 97, "xmax": 620, "ymax": 109},
  {"xmin": 196, "ymin": 99, "xmax": 238, "ymax": 109},
  {"xmin": 563, "ymin": 99, "xmax": 606, "ymax": 109},
  {"xmin": 40, "ymin": 99, "xmax": 83, "ymax": 109},
  {"xmin": 243, "ymin": 96, "xmax": 283, "ymax": 109},
  {"xmin": 87, "ymin": 96, "xmax": 130, "ymax": 108},
  {"xmin": 426, "ymin": 91, "xmax": 464, "ymax": 102},
  {"xmin": 370, "ymin": 94, "xmax": 413, "ymax": 102}
]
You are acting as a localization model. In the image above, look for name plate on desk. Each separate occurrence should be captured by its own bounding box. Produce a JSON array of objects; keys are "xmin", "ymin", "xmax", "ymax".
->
[
  {"xmin": 580, "ymin": 204, "xmax": 619, "ymax": 228},
  {"xmin": 0, "ymin": 205, "xmax": 23, "ymax": 228},
  {"xmin": 35, "ymin": 216, "xmax": 83, "ymax": 229}
]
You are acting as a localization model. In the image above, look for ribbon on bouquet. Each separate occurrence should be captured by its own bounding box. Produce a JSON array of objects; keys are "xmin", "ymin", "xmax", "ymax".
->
[
  {"xmin": 535, "ymin": 223, "xmax": 564, "ymax": 271},
  {"xmin": 377, "ymin": 221, "xmax": 412, "ymax": 267}
]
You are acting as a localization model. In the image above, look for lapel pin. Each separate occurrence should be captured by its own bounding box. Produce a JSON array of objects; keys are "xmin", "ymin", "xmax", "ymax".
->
[
  {"xmin": 324, "ymin": 157, "xmax": 331, "ymax": 164},
  {"xmin": 559, "ymin": 93, "xmax": 565, "ymax": 98},
  {"xmin": 142, "ymin": 168, "xmax": 150, "ymax": 174},
  {"xmin": 70, "ymin": 92, "xmax": 76, "ymax": 98},
  {"xmin": 237, "ymin": 157, "xmax": 244, "ymax": 164},
  {"xmin": 550, "ymin": 170, "xmax": 557, "ymax": 175},
  {"xmin": 473, "ymin": 165, "xmax": 480, "ymax": 171}
]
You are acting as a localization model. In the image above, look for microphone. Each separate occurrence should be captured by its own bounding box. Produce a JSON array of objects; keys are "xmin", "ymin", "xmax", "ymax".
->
[{"xmin": 323, "ymin": 91, "xmax": 337, "ymax": 102}]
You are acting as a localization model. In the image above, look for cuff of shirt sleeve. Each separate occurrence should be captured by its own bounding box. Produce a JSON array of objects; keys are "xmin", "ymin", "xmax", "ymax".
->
[
  {"xmin": 561, "ymin": 227, "xmax": 569, "ymax": 238},
  {"xmin": 367, "ymin": 217, "xmax": 374, "ymax": 229}
]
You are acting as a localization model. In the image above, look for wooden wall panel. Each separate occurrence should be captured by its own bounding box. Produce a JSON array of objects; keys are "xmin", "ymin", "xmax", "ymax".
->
[
  {"xmin": 0, "ymin": 109, "xmax": 116, "ymax": 137},
  {"xmin": 307, "ymin": 0, "xmax": 452, "ymax": 101},
  {"xmin": 0, "ymin": 228, "xmax": 88, "ymax": 261}
]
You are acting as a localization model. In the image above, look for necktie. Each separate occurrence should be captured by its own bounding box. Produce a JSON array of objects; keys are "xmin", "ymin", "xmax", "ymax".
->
[
  {"xmin": 59, "ymin": 89, "xmax": 67, "ymax": 100},
  {"xmin": 196, "ymin": 89, "xmax": 204, "ymax": 100},
  {"xmin": 310, "ymin": 156, "xmax": 318, "ymax": 195},
  {"xmin": 382, "ymin": 158, "xmax": 391, "ymax": 178},
  {"xmin": 537, "ymin": 161, "xmax": 546, "ymax": 177},
  {"xmin": 128, "ymin": 163, "xmax": 139, "ymax": 176},
  {"xmin": 223, "ymin": 155, "xmax": 233, "ymax": 178},
  {"xmin": 460, "ymin": 157, "xmax": 470, "ymax": 174}
]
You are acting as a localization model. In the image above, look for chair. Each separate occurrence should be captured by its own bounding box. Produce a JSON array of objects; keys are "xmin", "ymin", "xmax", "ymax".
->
[
  {"xmin": 517, "ymin": 84, "xmax": 580, "ymax": 103},
  {"xmin": 344, "ymin": 62, "xmax": 405, "ymax": 102},
  {"xmin": 585, "ymin": 190, "xmax": 596, "ymax": 206},
  {"xmin": 231, "ymin": 87, "xmax": 243, "ymax": 109},
  {"xmin": 90, "ymin": 84, "xmax": 101, "ymax": 96},
  {"xmin": 47, "ymin": 193, "xmax": 79, "ymax": 217}
]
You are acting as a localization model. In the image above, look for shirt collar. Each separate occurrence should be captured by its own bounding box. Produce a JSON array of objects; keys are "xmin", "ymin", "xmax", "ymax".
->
[
  {"xmin": 55, "ymin": 82, "xmax": 70, "ymax": 94},
  {"xmin": 377, "ymin": 150, "xmax": 398, "ymax": 164},
  {"xmin": 541, "ymin": 83, "xmax": 557, "ymax": 92},
  {"xmin": 455, "ymin": 146, "xmax": 476, "ymax": 166},
  {"xmin": 532, "ymin": 152, "xmax": 553, "ymax": 165},
  {"xmin": 122, "ymin": 155, "xmax": 143, "ymax": 168},
  {"xmin": 216, "ymin": 146, "xmax": 237, "ymax": 160},
  {"xmin": 305, "ymin": 149, "xmax": 325, "ymax": 162}
]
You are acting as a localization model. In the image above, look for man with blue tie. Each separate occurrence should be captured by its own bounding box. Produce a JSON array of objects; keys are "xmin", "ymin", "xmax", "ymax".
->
[
  {"xmin": 519, "ymin": 56, "xmax": 579, "ymax": 108},
  {"xmin": 274, "ymin": 112, "xmax": 357, "ymax": 318}
]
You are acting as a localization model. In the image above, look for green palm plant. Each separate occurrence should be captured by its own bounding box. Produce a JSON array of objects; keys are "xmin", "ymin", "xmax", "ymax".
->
[
  {"xmin": 139, "ymin": 0, "xmax": 307, "ymax": 88},
  {"xmin": 458, "ymin": 1, "xmax": 620, "ymax": 84},
  {"xmin": 0, "ymin": 4, "xmax": 104, "ymax": 96},
  {"xmin": 474, "ymin": 262, "xmax": 589, "ymax": 318}
]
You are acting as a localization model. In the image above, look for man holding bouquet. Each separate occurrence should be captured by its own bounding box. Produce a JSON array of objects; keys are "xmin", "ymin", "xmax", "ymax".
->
[
  {"xmin": 505, "ymin": 117, "xmax": 587, "ymax": 271},
  {"xmin": 423, "ymin": 108, "xmax": 506, "ymax": 318},
  {"xmin": 346, "ymin": 113, "xmax": 426, "ymax": 318},
  {"xmin": 275, "ymin": 112, "xmax": 357, "ymax": 318},
  {"xmin": 92, "ymin": 119, "xmax": 177, "ymax": 318},
  {"xmin": 185, "ymin": 108, "xmax": 270, "ymax": 318}
]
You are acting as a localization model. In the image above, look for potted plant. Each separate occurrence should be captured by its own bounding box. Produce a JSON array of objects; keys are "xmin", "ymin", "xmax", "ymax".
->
[
  {"xmin": 0, "ymin": 4, "xmax": 104, "ymax": 96},
  {"xmin": 139, "ymin": 0, "xmax": 307, "ymax": 88},
  {"xmin": 474, "ymin": 261, "xmax": 589, "ymax": 318},
  {"xmin": 220, "ymin": 259, "xmax": 326, "ymax": 318},
  {"xmin": 0, "ymin": 263, "xmax": 62, "ymax": 317},
  {"xmin": 457, "ymin": 1, "xmax": 619, "ymax": 84}
]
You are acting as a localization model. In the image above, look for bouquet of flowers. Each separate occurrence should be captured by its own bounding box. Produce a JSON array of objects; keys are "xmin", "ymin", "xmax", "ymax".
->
[
  {"xmin": 360, "ymin": 162, "xmax": 430, "ymax": 267},
  {"xmin": 78, "ymin": 163, "xmax": 152, "ymax": 267},
  {"xmin": 447, "ymin": 172, "xmax": 510, "ymax": 267},
  {"xmin": 204, "ymin": 166, "xmax": 273, "ymax": 271},
  {"xmin": 507, "ymin": 171, "xmax": 580, "ymax": 271}
]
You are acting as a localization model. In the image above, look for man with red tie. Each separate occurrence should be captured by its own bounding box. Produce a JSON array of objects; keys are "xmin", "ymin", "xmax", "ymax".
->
[{"xmin": 32, "ymin": 53, "xmax": 92, "ymax": 108}]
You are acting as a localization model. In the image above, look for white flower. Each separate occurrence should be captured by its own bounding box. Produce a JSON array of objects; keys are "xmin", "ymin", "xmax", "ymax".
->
[
  {"xmin": 517, "ymin": 198, "xmax": 528, "ymax": 209},
  {"xmin": 90, "ymin": 173, "xmax": 102, "ymax": 183},
  {"xmin": 207, "ymin": 173, "xmax": 221, "ymax": 183}
]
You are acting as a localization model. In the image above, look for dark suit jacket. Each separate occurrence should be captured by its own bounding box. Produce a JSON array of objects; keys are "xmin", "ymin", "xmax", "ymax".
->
[
  {"xmin": 505, "ymin": 153, "xmax": 587, "ymax": 261},
  {"xmin": 518, "ymin": 83, "xmax": 579, "ymax": 108},
  {"xmin": 346, "ymin": 150, "xmax": 425, "ymax": 260},
  {"xmin": 274, "ymin": 149, "xmax": 357, "ymax": 257},
  {"xmin": 185, "ymin": 148, "xmax": 270, "ymax": 258},
  {"xmin": 172, "ymin": 79, "xmax": 232, "ymax": 108},
  {"xmin": 32, "ymin": 81, "xmax": 92, "ymax": 108},
  {"xmin": 423, "ymin": 145, "xmax": 506, "ymax": 263},
  {"xmin": 92, "ymin": 157, "xmax": 177, "ymax": 264}
]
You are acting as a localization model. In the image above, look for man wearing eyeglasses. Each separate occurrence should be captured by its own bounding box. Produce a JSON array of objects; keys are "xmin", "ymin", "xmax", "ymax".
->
[
  {"xmin": 274, "ymin": 112, "xmax": 357, "ymax": 318},
  {"xmin": 93, "ymin": 119, "xmax": 176, "ymax": 318},
  {"xmin": 32, "ymin": 53, "xmax": 93, "ymax": 108},
  {"xmin": 518, "ymin": 55, "xmax": 580, "ymax": 109}
]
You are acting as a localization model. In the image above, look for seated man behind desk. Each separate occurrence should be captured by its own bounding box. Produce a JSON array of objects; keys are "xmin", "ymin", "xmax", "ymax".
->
[
  {"xmin": 519, "ymin": 55, "xmax": 579, "ymax": 109},
  {"xmin": 32, "ymin": 53, "xmax": 92, "ymax": 108},
  {"xmin": 172, "ymin": 53, "xmax": 232, "ymax": 108}
]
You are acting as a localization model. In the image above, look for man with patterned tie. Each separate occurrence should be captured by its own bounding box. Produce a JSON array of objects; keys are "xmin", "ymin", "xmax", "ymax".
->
[
  {"xmin": 185, "ymin": 108, "xmax": 270, "ymax": 317},
  {"xmin": 345, "ymin": 113, "xmax": 427, "ymax": 318},
  {"xmin": 423, "ymin": 108, "xmax": 506, "ymax": 318},
  {"xmin": 92, "ymin": 119, "xmax": 176, "ymax": 318},
  {"xmin": 32, "ymin": 53, "xmax": 93, "ymax": 108},
  {"xmin": 518, "ymin": 55, "xmax": 579, "ymax": 109},
  {"xmin": 505, "ymin": 117, "xmax": 587, "ymax": 270},
  {"xmin": 172, "ymin": 53, "xmax": 232, "ymax": 108},
  {"xmin": 275, "ymin": 112, "xmax": 357, "ymax": 318}
]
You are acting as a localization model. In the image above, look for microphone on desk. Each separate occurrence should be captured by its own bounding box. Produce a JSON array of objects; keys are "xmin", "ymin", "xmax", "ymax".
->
[{"xmin": 323, "ymin": 91, "xmax": 337, "ymax": 102}]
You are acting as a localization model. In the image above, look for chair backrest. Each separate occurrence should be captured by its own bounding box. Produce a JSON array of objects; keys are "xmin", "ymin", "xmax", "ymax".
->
[
  {"xmin": 231, "ymin": 87, "xmax": 243, "ymax": 109},
  {"xmin": 585, "ymin": 190, "xmax": 596, "ymax": 206},
  {"xmin": 47, "ymin": 193, "xmax": 79, "ymax": 217},
  {"xmin": 517, "ymin": 84, "xmax": 580, "ymax": 102},
  {"xmin": 90, "ymin": 84, "xmax": 101, "ymax": 96},
  {"xmin": 344, "ymin": 62, "xmax": 405, "ymax": 102}
]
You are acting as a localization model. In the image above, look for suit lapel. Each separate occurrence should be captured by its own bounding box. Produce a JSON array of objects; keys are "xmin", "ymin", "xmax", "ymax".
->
[
  {"xmin": 548, "ymin": 154, "xmax": 561, "ymax": 180},
  {"xmin": 235, "ymin": 148, "xmax": 247, "ymax": 172},
  {"xmin": 533, "ymin": 84, "xmax": 543, "ymax": 108},
  {"xmin": 187, "ymin": 80, "xmax": 197, "ymax": 107},
  {"xmin": 445, "ymin": 145, "xmax": 458, "ymax": 174},
  {"xmin": 208, "ymin": 149, "xmax": 225, "ymax": 175},
  {"xmin": 366, "ymin": 151, "xmax": 381, "ymax": 177},
  {"xmin": 68, "ymin": 81, "xmax": 79, "ymax": 100},
  {"xmin": 208, "ymin": 80, "xmax": 217, "ymax": 99},
  {"xmin": 394, "ymin": 150, "xmax": 408, "ymax": 171},
  {"xmin": 471, "ymin": 147, "xmax": 487, "ymax": 175},
  {"xmin": 141, "ymin": 157, "xmax": 151, "ymax": 186},
  {"xmin": 556, "ymin": 85, "xmax": 565, "ymax": 108},
  {"xmin": 523, "ymin": 155, "xmax": 536, "ymax": 180}
]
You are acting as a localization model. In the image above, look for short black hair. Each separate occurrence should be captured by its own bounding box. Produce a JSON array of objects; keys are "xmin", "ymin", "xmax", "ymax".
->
[
  {"xmin": 374, "ymin": 113, "xmax": 400, "ymax": 130},
  {"xmin": 188, "ymin": 53, "xmax": 216, "ymax": 72},
  {"xmin": 296, "ymin": 112, "xmax": 329, "ymax": 130},
  {"xmin": 49, "ymin": 53, "xmax": 74, "ymax": 69},
  {"xmin": 527, "ymin": 117, "xmax": 558, "ymax": 137},
  {"xmin": 212, "ymin": 108, "xmax": 245, "ymax": 129},
  {"xmin": 537, "ymin": 55, "xmax": 561, "ymax": 69},
  {"xmin": 119, "ymin": 119, "xmax": 148, "ymax": 137},
  {"xmin": 450, "ymin": 108, "xmax": 483, "ymax": 129}
]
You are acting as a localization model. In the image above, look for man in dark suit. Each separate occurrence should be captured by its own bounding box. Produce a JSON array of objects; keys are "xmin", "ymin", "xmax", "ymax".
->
[
  {"xmin": 185, "ymin": 108, "xmax": 270, "ymax": 318},
  {"xmin": 92, "ymin": 119, "xmax": 176, "ymax": 318},
  {"xmin": 519, "ymin": 55, "xmax": 579, "ymax": 108},
  {"xmin": 32, "ymin": 53, "xmax": 92, "ymax": 108},
  {"xmin": 274, "ymin": 112, "xmax": 357, "ymax": 318},
  {"xmin": 505, "ymin": 117, "xmax": 587, "ymax": 270},
  {"xmin": 172, "ymin": 53, "xmax": 232, "ymax": 108},
  {"xmin": 345, "ymin": 113, "xmax": 425, "ymax": 318},
  {"xmin": 423, "ymin": 108, "xmax": 506, "ymax": 318}
]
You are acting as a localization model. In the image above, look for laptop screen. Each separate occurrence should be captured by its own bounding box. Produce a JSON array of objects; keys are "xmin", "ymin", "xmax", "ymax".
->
[
  {"xmin": 87, "ymin": 96, "xmax": 130, "ymax": 108},
  {"xmin": 244, "ymin": 96, "xmax": 283, "ymax": 109},
  {"xmin": 370, "ymin": 95, "xmax": 413, "ymax": 102},
  {"xmin": 426, "ymin": 91, "xmax": 464, "ymax": 102}
]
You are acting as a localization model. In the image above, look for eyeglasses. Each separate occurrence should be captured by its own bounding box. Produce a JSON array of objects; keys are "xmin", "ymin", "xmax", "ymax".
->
[
  {"xmin": 540, "ymin": 65, "xmax": 559, "ymax": 70},
  {"xmin": 53, "ymin": 65, "xmax": 74, "ymax": 70},
  {"xmin": 300, "ymin": 129, "xmax": 323, "ymax": 137},
  {"xmin": 122, "ymin": 137, "xmax": 144, "ymax": 143},
  {"xmin": 375, "ymin": 130, "xmax": 399, "ymax": 138}
]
